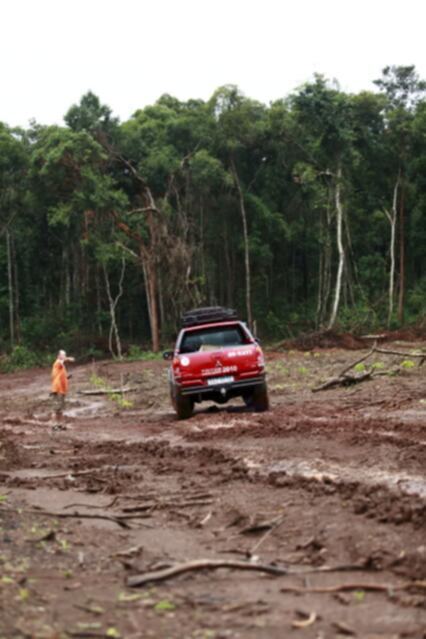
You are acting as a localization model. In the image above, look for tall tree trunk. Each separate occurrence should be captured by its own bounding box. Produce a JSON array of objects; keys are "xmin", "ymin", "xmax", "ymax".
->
[
  {"xmin": 230, "ymin": 158, "xmax": 252, "ymax": 328},
  {"xmin": 143, "ymin": 255, "xmax": 160, "ymax": 352},
  {"xmin": 6, "ymin": 229, "xmax": 14, "ymax": 348},
  {"xmin": 73, "ymin": 242, "xmax": 79, "ymax": 304},
  {"xmin": 384, "ymin": 173, "xmax": 399, "ymax": 327},
  {"xmin": 323, "ymin": 198, "xmax": 333, "ymax": 322},
  {"xmin": 11, "ymin": 233, "xmax": 20, "ymax": 342},
  {"xmin": 158, "ymin": 268, "xmax": 165, "ymax": 332},
  {"xmin": 63, "ymin": 246, "xmax": 71, "ymax": 306},
  {"xmin": 397, "ymin": 177, "xmax": 405, "ymax": 324},
  {"xmin": 95, "ymin": 266, "xmax": 103, "ymax": 337},
  {"xmin": 102, "ymin": 257, "xmax": 126, "ymax": 360},
  {"xmin": 316, "ymin": 247, "xmax": 324, "ymax": 328},
  {"xmin": 328, "ymin": 164, "xmax": 345, "ymax": 329},
  {"xmin": 223, "ymin": 220, "xmax": 233, "ymax": 307},
  {"xmin": 199, "ymin": 199, "xmax": 206, "ymax": 298}
]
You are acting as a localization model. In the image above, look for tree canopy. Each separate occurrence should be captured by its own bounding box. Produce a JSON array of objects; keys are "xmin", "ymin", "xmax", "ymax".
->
[{"xmin": 1, "ymin": 66, "xmax": 426, "ymax": 355}]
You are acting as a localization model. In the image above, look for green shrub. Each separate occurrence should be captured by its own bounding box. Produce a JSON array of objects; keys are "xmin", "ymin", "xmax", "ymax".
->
[
  {"xmin": 0, "ymin": 345, "xmax": 40, "ymax": 372},
  {"xmin": 126, "ymin": 346, "xmax": 160, "ymax": 361}
]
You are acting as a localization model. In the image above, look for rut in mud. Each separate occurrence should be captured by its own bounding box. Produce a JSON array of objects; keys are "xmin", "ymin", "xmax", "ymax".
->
[{"xmin": 0, "ymin": 343, "xmax": 425, "ymax": 638}]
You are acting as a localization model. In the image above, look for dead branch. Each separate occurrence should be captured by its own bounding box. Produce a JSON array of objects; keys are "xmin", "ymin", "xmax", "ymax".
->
[
  {"xmin": 374, "ymin": 347, "xmax": 425, "ymax": 359},
  {"xmin": 280, "ymin": 580, "xmax": 425, "ymax": 594},
  {"xmin": 312, "ymin": 370, "xmax": 374, "ymax": 392},
  {"xmin": 120, "ymin": 490, "xmax": 214, "ymax": 502},
  {"xmin": 248, "ymin": 515, "xmax": 285, "ymax": 556},
  {"xmin": 3, "ymin": 417, "xmax": 54, "ymax": 427},
  {"xmin": 198, "ymin": 511, "xmax": 213, "ymax": 527},
  {"xmin": 121, "ymin": 499, "xmax": 214, "ymax": 513},
  {"xmin": 78, "ymin": 387, "xmax": 138, "ymax": 396},
  {"xmin": 338, "ymin": 346, "xmax": 377, "ymax": 377},
  {"xmin": 292, "ymin": 611, "xmax": 317, "ymax": 629},
  {"xmin": 312, "ymin": 346, "xmax": 377, "ymax": 392},
  {"xmin": 128, "ymin": 558, "xmax": 289, "ymax": 587},
  {"xmin": 3, "ymin": 467, "xmax": 111, "ymax": 481},
  {"xmin": 312, "ymin": 340, "xmax": 424, "ymax": 392},
  {"xmin": 0, "ymin": 505, "xmax": 154, "ymax": 529},
  {"xmin": 64, "ymin": 497, "xmax": 119, "ymax": 510},
  {"xmin": 0, "ymin": 506, "xmax": 131, "ymax": 528},
  {"xmin": 126, "ymin": 556, "xmax": 378, "ymax": 587}
]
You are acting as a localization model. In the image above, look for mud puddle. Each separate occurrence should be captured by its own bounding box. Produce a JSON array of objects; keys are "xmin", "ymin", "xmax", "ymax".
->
[{"xmin": 246, "ymin": 456, "xmax": 426, "ymax": 499}]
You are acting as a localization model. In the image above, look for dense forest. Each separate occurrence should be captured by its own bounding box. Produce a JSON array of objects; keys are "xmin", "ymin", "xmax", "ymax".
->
[{"xmin": 1, "ymin": 65, "xmax": 426, "ymax": 358}]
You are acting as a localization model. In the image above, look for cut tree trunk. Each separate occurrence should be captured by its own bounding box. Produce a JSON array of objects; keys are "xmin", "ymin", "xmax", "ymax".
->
[
  {"xmin": 384, "ymin": 172, "xmax": 400, "ymax": 327},
  {"xmin": 103, "ymin": 257, "xmax": 126, "ymax": 360},
  {"xmin": 231, "ymin": 157, "xmax": 253, "ymax": 329},
  {"xmin": 328, "ymin": 163, "xmax": 345, "ymax": 329},
  {"xmin": 6, "ymin": 229, "xmax": 14, "ymax": 348},
  {"xmin": 397, "ymin": 177, "xmax": 405, "ymax": 324}
]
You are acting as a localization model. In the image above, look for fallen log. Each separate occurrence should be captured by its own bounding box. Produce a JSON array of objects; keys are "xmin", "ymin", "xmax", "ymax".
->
[
  {"xmin": 312, "ymin": 370, "xmax": 374, "ymax": 392},
  {"xmin": 310, "ymin": 342, "xmax": 424, "ymax": 392},
  {"xmin": 78, "ymin": 387, "xmax": 138, "ymax": 396}
]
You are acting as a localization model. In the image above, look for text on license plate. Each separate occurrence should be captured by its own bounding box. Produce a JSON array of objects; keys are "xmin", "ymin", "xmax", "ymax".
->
[{"xmin": 207, "ymin": 375, "xmax": 234, "ymax": 386}]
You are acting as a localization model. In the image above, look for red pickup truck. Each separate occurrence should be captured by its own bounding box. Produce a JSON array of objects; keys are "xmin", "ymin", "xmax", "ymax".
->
[{"xmin": 163, "ymin": 307, "xmax": 269, "ymax": 419}]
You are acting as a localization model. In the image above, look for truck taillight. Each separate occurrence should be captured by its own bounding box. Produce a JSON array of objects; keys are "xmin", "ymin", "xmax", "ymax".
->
[
  {"xmin": 255, "ymin": 346, "xmax": 265, "ymax": 368},
  {"xmin": 172, "ymin": 358, "xmax": 180, "ymax": 378}
]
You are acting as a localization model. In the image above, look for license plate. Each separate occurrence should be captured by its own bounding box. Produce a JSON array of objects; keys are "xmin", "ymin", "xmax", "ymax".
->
[{"xmin": 207, "ymin": 375, "xmax": 234, "ymax": 386}]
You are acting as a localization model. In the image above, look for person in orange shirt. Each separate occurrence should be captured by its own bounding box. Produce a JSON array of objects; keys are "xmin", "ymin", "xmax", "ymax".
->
[{"xmin": 51, "ymin": 349, "xmax": 75, "ymax": 423}]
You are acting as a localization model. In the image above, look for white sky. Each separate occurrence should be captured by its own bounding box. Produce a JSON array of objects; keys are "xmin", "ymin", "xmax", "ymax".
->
[{"xmin": 1, "ymin": 0, "xmax": 425, "ymax": 128}]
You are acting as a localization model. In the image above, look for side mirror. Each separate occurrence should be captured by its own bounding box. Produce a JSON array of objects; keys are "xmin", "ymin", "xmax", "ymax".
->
[
  {"xmin": 254, "ymin": 337, "xmax": 261, "ymax": 344},
  {"xmin": 163, "ymin": 350, "xmax": 174, "ymax": 361}
]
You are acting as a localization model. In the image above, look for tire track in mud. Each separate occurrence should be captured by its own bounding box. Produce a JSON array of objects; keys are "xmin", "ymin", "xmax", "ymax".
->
[{"xmin": 7, "ymin": 425, "xmax": 424, "ymax": 531}]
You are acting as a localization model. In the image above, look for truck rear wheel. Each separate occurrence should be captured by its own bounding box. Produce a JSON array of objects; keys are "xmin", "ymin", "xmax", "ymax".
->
[
  {"xmin": 175, "ymin": 391, "xmax": 193, "ymax": 420},
  {"xmin": 252, "ymin": 383, "xmax": 270, "ymax": 412}
]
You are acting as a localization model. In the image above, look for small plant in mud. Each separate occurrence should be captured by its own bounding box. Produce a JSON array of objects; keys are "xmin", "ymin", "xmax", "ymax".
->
[
  {"xmin": 371, "ymin": 361, "xmax": 386, "ymax": 370},
  {"xmin": 126, "ymin": 345, "xmax": 161, "ymax": 361},
  {"xmin": 154, "ymin": 599, "xmax": 176, "ymax": 613},
  {"xmin": 89, "ymin": 374, "xmax": 134, "ymax": 410},
  {"xmin": 271, "ymin": 383, "xmax": 287, "ymax": 391},
  {"xmin": 110, "ymin": 393, "xmax": 133, "ymax": 409},
  {"xmin": 354, "ymin": 362, "xmax": 366, "ymax": 373},
  {"xmin": 401, "ymin": 359, "xmax": 415, "ymax": 369},
  {"xmin": 270, "ymin": 361, "xmax": 289, "ymax": 374}
]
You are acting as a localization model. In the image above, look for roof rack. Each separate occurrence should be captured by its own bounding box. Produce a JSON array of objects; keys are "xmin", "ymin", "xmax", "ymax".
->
[{"xmin": 181, "ymin": 306, "xmax": 238, "ymax": 328}]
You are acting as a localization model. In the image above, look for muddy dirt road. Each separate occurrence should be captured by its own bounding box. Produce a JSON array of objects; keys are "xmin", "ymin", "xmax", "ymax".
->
[{"xmin": 1, "ymin": 343, "xmax": 425, "ymax": 638}]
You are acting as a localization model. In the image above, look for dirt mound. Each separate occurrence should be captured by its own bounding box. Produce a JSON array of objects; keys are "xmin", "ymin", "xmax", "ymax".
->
[
  {"xmin": 276, "ymin": 329, "xmax": 367, "ymax": 351},
  {"xmin": 378, "ymin": 326, "xmax": 426, "ymax": 342},
  {"xmin": 274, "ymin": 324, "xmax": 426, "ymax": 352}
]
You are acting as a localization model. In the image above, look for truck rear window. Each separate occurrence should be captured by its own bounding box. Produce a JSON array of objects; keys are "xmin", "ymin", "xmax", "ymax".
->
[{"xmin": 179, "ymin": 325, "xmax": 249, "ymax": 353}]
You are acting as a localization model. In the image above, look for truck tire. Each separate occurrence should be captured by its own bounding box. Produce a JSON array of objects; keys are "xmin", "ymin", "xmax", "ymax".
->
[
  {"xmin": 175, "ymin": 391, "xmax": 193, "ymax": 420},
  {"xmin": 252, "ymin": 383, "xmax": 270, "ymax": 412}
]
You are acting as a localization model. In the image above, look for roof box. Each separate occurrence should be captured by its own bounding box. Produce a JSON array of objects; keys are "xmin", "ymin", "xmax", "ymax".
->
[{"xmin": 181, "ymin": 306, "xmax": 238, "ymax": 328}]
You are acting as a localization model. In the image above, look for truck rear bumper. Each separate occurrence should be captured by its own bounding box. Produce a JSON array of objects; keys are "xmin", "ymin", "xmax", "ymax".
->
[{"xmin": 178, "ymin": 375, "xmax": 266, "ymax": 398}]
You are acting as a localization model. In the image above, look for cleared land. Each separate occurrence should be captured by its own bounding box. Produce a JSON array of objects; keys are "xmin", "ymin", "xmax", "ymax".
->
[{"xmin": 0, "ymin": 340, "xmax": 425, "ymax": 638}]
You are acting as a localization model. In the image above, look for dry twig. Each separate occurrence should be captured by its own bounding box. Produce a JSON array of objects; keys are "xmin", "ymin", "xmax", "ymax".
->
[
  {"xmin": 128, "ymin": 558, "xmax": 288, "ymax": 587},
  {"xmin": 127, "ymin": 558, "xmax": 377, "ymax": 587}
]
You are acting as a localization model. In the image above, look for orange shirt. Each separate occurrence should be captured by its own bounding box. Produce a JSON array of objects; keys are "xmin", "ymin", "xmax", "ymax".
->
[{"xmin": 51, "ymin": 359, "xmax": 68, "ymax": 395}]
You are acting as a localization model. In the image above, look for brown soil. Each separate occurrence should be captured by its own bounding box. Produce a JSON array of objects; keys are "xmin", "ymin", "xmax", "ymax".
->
[{"xmin": 1, "ymin": 343, "xmax": 425, "ymax": 639}]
